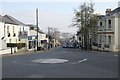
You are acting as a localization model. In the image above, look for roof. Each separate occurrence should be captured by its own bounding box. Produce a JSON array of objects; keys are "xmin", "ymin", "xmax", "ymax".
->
[
  {"xmin": 2, "ymin": 15, "xmax": 16, "ymax": 24},
  {"xmin": 111, "ymin": 7, "xmax": 120, "ymax": 15},
  {"xmin": 98, "ymin": 15, "xmax": 105, "ymax": 19},
  {"xmin": 26, "ymin": 24, "xmax": 37, "ymax": 27},
  {"xmin": 2, "ymin": 15, "xmax": 25, "ymax": 25}
]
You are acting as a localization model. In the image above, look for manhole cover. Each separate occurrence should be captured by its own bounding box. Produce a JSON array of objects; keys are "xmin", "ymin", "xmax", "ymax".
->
[{"xmin": 32, "ymin": 59, "xmax": 68, "ymax": 64}]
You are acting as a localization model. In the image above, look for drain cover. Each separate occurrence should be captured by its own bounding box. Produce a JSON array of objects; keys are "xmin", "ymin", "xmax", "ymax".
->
[{"xmin": 32, "ymin": 59, "xmax": 68, "ymax": 64}]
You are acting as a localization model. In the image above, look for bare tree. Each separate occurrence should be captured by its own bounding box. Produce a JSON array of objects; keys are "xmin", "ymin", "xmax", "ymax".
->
[{"xmin": 72, "ymin": 2, "xmax": 98, "ymax": 50}]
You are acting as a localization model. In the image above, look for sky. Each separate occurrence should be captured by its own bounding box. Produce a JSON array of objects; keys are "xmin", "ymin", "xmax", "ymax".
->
[{"xmin": 0, "ymin": 0, "xmax": 120, "ymax": 34}]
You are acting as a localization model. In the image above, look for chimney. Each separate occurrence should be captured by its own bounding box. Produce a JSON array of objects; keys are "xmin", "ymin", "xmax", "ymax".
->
[{"xmin": 106, "ymin": 9, "xmax": 111, "ymax": 16}]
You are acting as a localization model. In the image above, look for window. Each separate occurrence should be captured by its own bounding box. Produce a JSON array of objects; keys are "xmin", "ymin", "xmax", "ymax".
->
[
  {"xmin": 99, "ymin": 35, "xmax": 102, "ymax": 43},
  {"xmin": 23, "ymin": 27, "xmax": 24, "ymax": 31},
  {"xmin": 108, "ymin": 36, "xmax": 111, "ymax": 45},
  {"xmin": 30, "ymin": 27, "xmax": 34, "ymax": 30},
  {"xmin": 7, "ymin": 26, "xmax": 10, "ymax": 37},
  {"xmin": 13, "ymin": 26, "xmax": 16, "ymax": 37},
  {"xmin": 46, "ymin": 35, "xmax": 48, "ymax": 38},
  {"xmin": 13, "ymin": 26, "xmax": 15, "ymax": 33},
  {"xmin": 105, "ymin": 35, "xmax": 106, "ymax": 43},
  {"xmin": 79, "ymin": 37, "xmax": 81, "ymax": 41},
  {"xmin": 100, "ymin": 22, "xmax": 102, "ymax": 26},
  {"xmin": 7, "ymin": 26, "xmax": 9, "ymax": 34},
  {"xmin": 108, "ymin": 20, "xmax": 111, "ymax": 28},
  {"xmin": 9, "ymin": 39, "xmax": 11, "ymax": 43},
  {"xmin": 20, "ymin": 27, "xmax": 21, "ymax": 31},
  {"xmin": 16, "ymin": 39, "xmax": 17, "ymax": 43}
]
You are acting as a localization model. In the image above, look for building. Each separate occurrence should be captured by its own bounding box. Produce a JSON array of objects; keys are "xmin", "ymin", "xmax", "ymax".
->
[
  {"xmin": 3, "ymin": 15, "xmax": 31, "ymax": 52},
  {"xmin": 40, "ymin": 32, "xmax": 48, "ymax": 49},
  {"xmin": 27, "ymin": 24, "xmax": 38, "ymax": 50},
  {"xmin": 27, "ymin": 24, "xmax": 48, "ymax": 50},
  {"xmin": 4, "ymin": 15, "xmax": 30, "ymax": 52},
  {"xmin": 92, "ymin": 7, "xmax": 120, "ymax": 51},
  {"xmin": 0, "ymin": 15, "xmax": 6, "ymax": 50},
  {"xmin": 0, "ymin": 15, "xmax": 31, "ymax": 54},
  {"xmin": 2, "ymin": 15, "xmax": 19, "ymax": 53}
]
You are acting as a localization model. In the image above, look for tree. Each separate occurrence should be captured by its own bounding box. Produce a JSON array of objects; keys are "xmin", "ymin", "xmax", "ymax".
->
[{"xmin": 72, "ymin": 2, "xmax": 98, "ymax": 50}]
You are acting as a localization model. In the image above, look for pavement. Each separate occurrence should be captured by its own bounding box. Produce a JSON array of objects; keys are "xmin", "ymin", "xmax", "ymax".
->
[
  {"xmin": 2, "ymin": 47, "xmax": 57, "ymax": 57},
  {"xmin": 2, "ymin": 47, "xmax": 119, "ymax": 78}
]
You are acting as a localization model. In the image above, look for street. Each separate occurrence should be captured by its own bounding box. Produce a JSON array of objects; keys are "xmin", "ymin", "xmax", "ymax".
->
[{"xmin": 2, "ymin": 47, "xmax": 118, "ymax": 78}]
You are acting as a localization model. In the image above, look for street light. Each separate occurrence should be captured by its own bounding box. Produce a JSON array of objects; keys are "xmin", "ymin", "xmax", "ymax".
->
[
  {"xmin": 48, "ymin": 27, "xmax": 50, "ymax": 50},
  {"xmin": 36, "ymin": 9, "xmax": 39, "ymax": 51}
]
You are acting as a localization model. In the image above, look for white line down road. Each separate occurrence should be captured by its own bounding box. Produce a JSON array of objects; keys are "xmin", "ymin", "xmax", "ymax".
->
[
  {"xmin": 71, "ymin": 58, "xmax": 87, "ymax": 64},
  {"xmin": 78, "ymin": 59, "xmax": 87, "ymax": 63}
]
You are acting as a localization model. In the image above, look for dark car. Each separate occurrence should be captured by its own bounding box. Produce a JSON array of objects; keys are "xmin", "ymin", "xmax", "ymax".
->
[{"xmin": 62, "ymin": 44, "xmax": 68, "ymax": 48}]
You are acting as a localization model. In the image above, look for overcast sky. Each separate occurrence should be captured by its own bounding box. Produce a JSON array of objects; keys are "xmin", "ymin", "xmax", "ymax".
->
[{"xmin": 1, "ymin": 0, "xmax": 120, "ymax": 34}]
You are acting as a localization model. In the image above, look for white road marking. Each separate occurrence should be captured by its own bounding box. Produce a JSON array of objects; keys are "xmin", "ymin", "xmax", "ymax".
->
[
  {"xmin": 78, "ymin": 59, "xmax": 87, "ymax": 63},
  {"xmin": 32, "ymin": 59, "xmax": 68, "ymax": 64},
  {"xmin": 71, "ymin": 58, "xmax": 87, "ymax": 64}
]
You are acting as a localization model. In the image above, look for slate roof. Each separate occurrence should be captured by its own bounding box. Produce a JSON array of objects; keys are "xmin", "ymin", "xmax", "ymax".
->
[
  {"xmin": 2, "ymin": 15, "xmax": 16, "ymax": 24},
  {"xmin": 98, "ymin": 15, "xmax": 106, "ymax": 19},
  {"xmin": 3, "ymin": 15, "xmax": 25, "ymax": 25},
  {"xmin": 26, "ymin": 24, "xmax": 37, "ymax": 27},
  {"xmin": 111, "ymin": 7, "xmax": 120, "ymax": 15},
  {"xmin": 1, "ymin": 15, "xmax": 25, "ymax": 25},
  {"xmin": 0, "ymin": 15, "xmax": 2, "ymax": 22}
]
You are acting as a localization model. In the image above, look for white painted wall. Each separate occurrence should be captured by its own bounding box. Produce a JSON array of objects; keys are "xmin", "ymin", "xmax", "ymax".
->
[
  {"xmin": 0, "ymin": 22, "xmax": 6, "ymax": 50},
  {"xmin": 118, "ymin": 15, "xmax": 120, "ymax": 51},
  {"xmin": 40, "ymin": 34, "xmax": 48, "ymax": 42},
  {"xmin": 18, "ymin": 25, "xmax": 30, "ymax": 50},
  {"xmin": 18, "ymin": 25, "xmax": 30, "ymax": 36},
  {"xmin": 29, "ymin": 30, "xmax": 37, "ymax": 36},
  {"xmin": 114, "ymin": 14, "xmax": 120, "ymax": 51},
  {"xmin": 93, "ymin": 15, "xmax": 119, "ymax": 51},
  {"xmin": 3, "ymin": 23, "xmax": 19, "ymax": 53},
  {"xmin": 5, "ymin": 23, "xmax": 19, "ymax": 44}
]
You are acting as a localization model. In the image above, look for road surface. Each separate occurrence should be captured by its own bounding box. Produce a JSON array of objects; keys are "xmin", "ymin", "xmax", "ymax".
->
[{"xmin": 2, "ymin": 47, "xmax": 118, "ymax": 78}]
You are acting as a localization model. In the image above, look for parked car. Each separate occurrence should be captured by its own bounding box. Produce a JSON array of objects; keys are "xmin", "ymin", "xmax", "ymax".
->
[{"xmin": 62, "ymin": 44, "xmax": 68, "ymax": 48}]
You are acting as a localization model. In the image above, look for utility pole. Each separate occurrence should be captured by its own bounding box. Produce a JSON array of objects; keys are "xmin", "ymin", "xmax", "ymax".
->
[
  {"xmin": 36, "ymin": 9, "xmax": 39, "ymax": 51},
  {"xmin": 48, "ymin": 27, "xmax": 52, "ymax": 50},
  {"xmin": 48, "ymin": 27, "xmax": 50, "ymax": 50}
]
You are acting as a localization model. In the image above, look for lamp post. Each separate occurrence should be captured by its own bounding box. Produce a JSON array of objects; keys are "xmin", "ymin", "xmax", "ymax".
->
[
  {"xmin": 48, "ymin": 27, "xmax": 52, "ymax": 50},
  {"xmin": 48, "ymin": 27, "xmax": 50, "ymax": 50}
]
